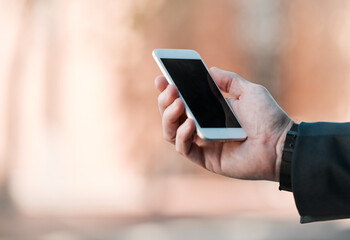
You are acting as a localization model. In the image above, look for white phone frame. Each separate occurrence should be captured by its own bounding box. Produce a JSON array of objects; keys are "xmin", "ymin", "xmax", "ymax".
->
[{"xmin": 153, "ymin": 48, "xmax": 247, "ymax": 141}]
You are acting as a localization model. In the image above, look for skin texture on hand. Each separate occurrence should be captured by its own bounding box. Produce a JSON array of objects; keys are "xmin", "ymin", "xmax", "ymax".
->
[{"xmin": 155, "ymin": 67, "xmax": 293, "ymax": 182}]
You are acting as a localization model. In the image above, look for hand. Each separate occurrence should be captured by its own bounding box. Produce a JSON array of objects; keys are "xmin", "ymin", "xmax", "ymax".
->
[{"xmin": 155, "ymin": 67, "xmax": 293, "ymax": 181}]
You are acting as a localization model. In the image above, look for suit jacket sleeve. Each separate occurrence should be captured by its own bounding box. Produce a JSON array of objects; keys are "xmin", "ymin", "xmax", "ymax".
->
[{"xmin": 292, "ymin": 122, "xmax": 350, "ymax": 223}]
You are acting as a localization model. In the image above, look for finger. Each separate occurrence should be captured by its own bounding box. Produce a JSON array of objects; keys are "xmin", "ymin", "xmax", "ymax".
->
[
  {"xmin": 210, "ymin": 67, "xmax": 248, "ymax": 99},
  {"xmin": 162, "ymin": 98, "xmax": 185, "ymax": 143},
  {"xmin": 158, "ymin": 84, "xmax": 179, "ymax": 116},
  {"xmin": 175, "ymin": 119, "xmax": 205, "ymax": 167},
  {"xmin": 226, "ymin": 97, "xmax": 239, "ymax": 113},
  {"xmin": 155, "ymin": 75, "xmax": 168, "ymax": 92},
  {"xmin": 175, "ymin": 118, "xmax": 196, "ymax": 155},
  {"xmin": 227, "ymin": 97, "xmax": 247, "ymax": 130}
]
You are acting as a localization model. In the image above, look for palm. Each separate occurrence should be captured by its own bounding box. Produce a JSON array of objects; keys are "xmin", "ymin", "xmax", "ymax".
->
[
  {"xmin": 155, "ymin": 67, "xmax": 292, "ymax": 181},
  {"xmin": 189, "ymin": 80, "xmax": 291, "ymax": 181}
]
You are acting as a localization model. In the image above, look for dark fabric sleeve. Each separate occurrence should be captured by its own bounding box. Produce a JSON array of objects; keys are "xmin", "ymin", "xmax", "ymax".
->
[{"xmin": 292, "ymin": 122, "xmax": 350, "ymax": 223}]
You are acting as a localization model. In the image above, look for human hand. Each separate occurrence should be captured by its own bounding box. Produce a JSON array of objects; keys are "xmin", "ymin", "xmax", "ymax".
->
[{"xmin": 155, "ymin": 67, "xmax": 293, "ymax": 181}]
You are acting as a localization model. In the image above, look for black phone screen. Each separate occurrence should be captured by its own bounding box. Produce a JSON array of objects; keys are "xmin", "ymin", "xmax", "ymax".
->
[{"xmin": 161, "ymin": 58, "xmax": 241, "ymax": 128}]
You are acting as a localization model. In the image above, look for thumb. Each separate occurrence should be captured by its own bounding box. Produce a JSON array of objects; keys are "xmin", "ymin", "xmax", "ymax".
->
[{"xmin": 209, "ymin": 67, "xmax": 247, "ymax": 98}]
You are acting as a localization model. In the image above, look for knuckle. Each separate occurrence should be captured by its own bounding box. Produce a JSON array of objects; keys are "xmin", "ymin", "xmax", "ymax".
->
[
  {"xmin": 162, "ymin": 111, "xmax": 177, "ymax": 143},
  {"xmin": 158, "ymin": 91, "xmax": 165, "ymax": 106},
  {"xmin": 163, "ymin": 107, "xmax": 173, "ymax": 123},
  {"xmin": 163, "ymin": 129, "xmax": 175, "ymax": 143},
  {"xmin": 167, "ymin": 85, "xmax": 175, "ymax": 96},
  {"xmin": 176, "ymin": 127, "xmax": 185, "ymax": 141},
  {"xmin": 231, "ymin": 72, "xmax": 239, "ymax": 79},
  {"xmin": 251, "ymin": 83, "xmax": 266, "ymax": 92},
  {"xmin": 259, "ymin": 85, "xmax": 268, "ymax": 92},
  {"xmin": 164, "ymin": 102, "xmax": 180, "ymax": 124},
  {"xmin": 175, "ymin": 128, "xmax": 185, "ymax": 153},
  {"xmin": 175, "ymin": 143, "xmax": 182, "ymax": 154}
]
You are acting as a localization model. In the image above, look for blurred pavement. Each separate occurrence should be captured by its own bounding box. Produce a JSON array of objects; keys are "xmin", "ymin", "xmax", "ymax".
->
[{"xmin": 2, "ymin": 215, "xmax": 350, "ymax": 240}]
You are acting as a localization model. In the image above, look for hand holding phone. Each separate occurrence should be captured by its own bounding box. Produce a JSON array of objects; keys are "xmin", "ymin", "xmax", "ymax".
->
[
  {"xmin": 153, "ymin": 49, "xmax": 246, "ymax": 141},
  {"xmin": 154, "ymin": 49, "xmax": 294, "ymax": 181}
]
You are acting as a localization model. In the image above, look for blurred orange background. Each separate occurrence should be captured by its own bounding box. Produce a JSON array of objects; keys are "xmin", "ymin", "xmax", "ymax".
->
[{"xmin": 1, "ymin": 0, "xmax": 350, "ymax": 239}]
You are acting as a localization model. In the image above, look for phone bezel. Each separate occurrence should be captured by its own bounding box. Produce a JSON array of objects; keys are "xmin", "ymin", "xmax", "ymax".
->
[{"xmin": 153, "ymin": 48, "xmax": 247, "ymax": 141}]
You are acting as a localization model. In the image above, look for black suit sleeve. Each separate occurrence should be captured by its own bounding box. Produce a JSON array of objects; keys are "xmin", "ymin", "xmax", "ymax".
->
[{"xmin": 292, "ymin": 122, "xmax": 350, "ymax": 223}]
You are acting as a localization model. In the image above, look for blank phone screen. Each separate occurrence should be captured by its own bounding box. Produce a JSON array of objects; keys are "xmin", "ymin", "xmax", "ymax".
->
[{"xmin": 161, "ymin": 58, "xmax": 241, "ymax": 128}]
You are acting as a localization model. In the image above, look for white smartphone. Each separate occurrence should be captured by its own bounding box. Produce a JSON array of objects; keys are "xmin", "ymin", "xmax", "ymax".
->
[{"xmin": 153, "ymin": 49, "xmax": 247, "ymax": 141}]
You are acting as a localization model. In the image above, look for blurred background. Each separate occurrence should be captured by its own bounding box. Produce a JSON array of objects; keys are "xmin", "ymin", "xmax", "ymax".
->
[{"xmin": 1, "ymin": 0, "xmax": 350, "ymax": 239}]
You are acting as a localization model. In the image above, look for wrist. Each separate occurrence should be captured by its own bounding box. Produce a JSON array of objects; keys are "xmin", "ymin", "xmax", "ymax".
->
[{"xmin": 274, "ymin": 120, "xmax": 294, "ymax": 182}]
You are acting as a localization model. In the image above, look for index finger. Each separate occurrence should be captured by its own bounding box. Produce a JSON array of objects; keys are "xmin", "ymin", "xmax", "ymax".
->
[{"xmin": 155, "ymin": 75, "xmax": 169, "ymax": 92}]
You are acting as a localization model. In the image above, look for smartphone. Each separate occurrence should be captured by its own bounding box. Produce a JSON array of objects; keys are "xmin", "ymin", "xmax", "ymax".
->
[{"xmin": 153, "ymin": 49, "xmax": 247, "ymax": 141}]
